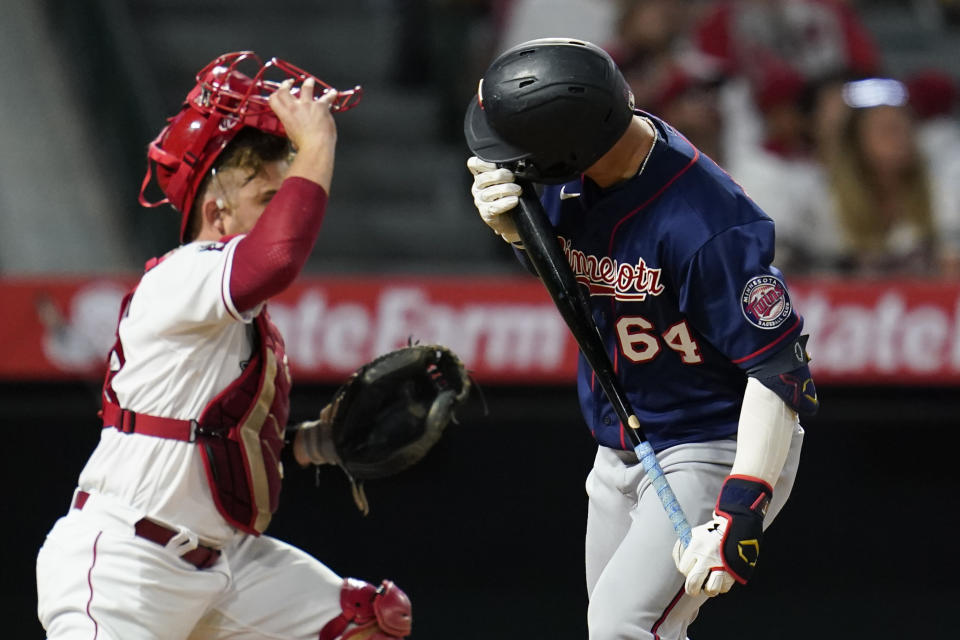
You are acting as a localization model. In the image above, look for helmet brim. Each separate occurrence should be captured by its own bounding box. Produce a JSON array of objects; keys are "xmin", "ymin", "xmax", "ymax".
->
[{"xmin": 463, "ymin": 96, "xmax": 531, "ymax": 165}]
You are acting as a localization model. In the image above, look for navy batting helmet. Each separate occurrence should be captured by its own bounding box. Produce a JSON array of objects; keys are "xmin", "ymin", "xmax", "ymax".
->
[{"xmin": 464, "ymin": 38, "xmax": 635, "ymax": 184}]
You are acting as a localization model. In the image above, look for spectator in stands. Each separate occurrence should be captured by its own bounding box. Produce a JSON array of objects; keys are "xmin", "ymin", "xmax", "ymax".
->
[
  {"xmin": 752, "ymin": 63, "xmax": 814, "ymax": 159},
  {"xmin": 805, "ymin": 70, "xmax": 859, "ymax": 163},
  {"xmin": 692, "ymin": 0, "xmax": 880, "ymax": 83},
  {"xmin": 906, "ymin": 69, "xmax": 960, "ymax": 275},
  {"xmin": 647, "ymin": 64, "xmax": 726, "ymax": 165},
  {"xmin": 691, "ymin": 0, "xmax": 880, "ymax": 164},
  {"xmin": 906, "ymin": 69, "xmax": 960, "ymax": 166},
  {"xmin": 608, "ymin": 0, "xmax": 690, "ymax": 109},
  {"xmin": 611, "ymin": 0, "xmax": 730, "ymax": 164},
  {"xmin": 823, "ymin": 78, "xmax": 945, "ymax": 276},
  {"xmin": 725, "ymin": 64, "xmax": 843, "ymax": 275}
]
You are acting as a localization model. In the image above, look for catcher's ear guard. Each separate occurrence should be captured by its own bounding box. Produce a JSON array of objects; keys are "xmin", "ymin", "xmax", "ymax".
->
[{"xmin": 325, "ymin": 344, "xmax": 471, "ymax": 515}]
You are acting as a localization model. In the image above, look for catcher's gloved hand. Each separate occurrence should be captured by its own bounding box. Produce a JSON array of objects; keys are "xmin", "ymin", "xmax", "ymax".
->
[
  {"xmin": 467, "ymin": 156, "xmax": 523, "ymax": 245},
  {"xmin": 672, "ymin": 476, "xmax": 772, "ymax": 597},
  {"xmin": 297, "ymin": 343, "xmax": 470, "ymax": 514}
]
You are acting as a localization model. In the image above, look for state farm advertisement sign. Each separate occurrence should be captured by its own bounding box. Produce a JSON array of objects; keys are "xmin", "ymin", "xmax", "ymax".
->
[
  {"xmin": 2, "ymin": 276, "xmax": 960, "ymax": 385},
  {"xmin": 265, "ymin": 277, "xmax": 577, "ymax": 383},
  {"xmin": 0, "ymin": 276, "xmax": 578, "ymax": 384},
  {"xmin": 791, "ymin": 279, "xmax": 960, "ymax": 384}
]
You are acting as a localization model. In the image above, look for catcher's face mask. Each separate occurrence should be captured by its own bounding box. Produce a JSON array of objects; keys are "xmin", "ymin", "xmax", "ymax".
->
[{"xmin": 139, "ymin": 51, "xmax": 362, "ymax": 241}]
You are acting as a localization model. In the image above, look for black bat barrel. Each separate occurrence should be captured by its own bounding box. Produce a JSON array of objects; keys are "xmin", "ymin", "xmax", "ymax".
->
[{"xmin": 512, "ymin": 180, "xmax": 648, "ymax": 446}]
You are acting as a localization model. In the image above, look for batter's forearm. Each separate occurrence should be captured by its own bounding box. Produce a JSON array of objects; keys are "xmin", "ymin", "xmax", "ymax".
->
[{"xmin": 730, "ymin": 377, "xmax": 798, "ymax": 487}]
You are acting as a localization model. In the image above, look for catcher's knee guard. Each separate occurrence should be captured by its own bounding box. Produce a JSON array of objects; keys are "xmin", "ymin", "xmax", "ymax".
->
[{"xmin": 319, "ymin": 578, "xmax": 412, "ymax": 639}]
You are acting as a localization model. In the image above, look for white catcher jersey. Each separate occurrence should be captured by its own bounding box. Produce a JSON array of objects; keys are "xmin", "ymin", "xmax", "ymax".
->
[{"xmin": 78, "ymin": 236, "xmax": 263, "ymax": 545}]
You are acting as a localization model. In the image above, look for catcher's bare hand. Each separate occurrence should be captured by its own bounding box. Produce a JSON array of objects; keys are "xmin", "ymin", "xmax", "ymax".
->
[
  {"xmin": 293, "ymin": 402, "xmax": 338, "ymax": 467},
  {"xmin": 269, "ymin": 77, "xmax": 338, "ymax": 191}
]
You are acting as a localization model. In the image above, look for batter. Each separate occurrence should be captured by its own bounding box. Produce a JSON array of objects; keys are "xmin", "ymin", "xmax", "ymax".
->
[{"xmin": 465, "ymin": 38, "xmax": 818, "ymax": 639}]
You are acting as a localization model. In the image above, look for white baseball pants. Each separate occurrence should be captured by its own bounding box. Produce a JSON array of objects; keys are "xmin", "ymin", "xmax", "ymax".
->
[{"xmin": 584, "ymin": 426, "xmax": 804, "ymax": 640}]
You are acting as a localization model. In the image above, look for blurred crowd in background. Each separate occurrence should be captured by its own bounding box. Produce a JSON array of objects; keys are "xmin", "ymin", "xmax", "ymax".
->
[
  {"xmin": 4, "ymin": 0, "xmax": 960, "ymax": 280},
  {"xmin": 410, "ymin": 0, "xmax": 960, "ymax": 279}
]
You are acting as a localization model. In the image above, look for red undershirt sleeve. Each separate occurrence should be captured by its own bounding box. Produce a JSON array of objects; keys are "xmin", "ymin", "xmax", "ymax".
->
[{"xmin": 229, "ymin": 177, "xmax": 328, "ymax": 313}]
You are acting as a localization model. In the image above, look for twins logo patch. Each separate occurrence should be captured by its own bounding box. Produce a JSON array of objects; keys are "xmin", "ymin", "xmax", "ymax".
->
[{"xmin": 740, "ymin": 276, "xmax": 792, "ymax": 329}]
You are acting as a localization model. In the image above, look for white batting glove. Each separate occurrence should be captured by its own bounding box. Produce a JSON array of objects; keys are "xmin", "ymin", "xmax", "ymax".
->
[
  {"xmin": 672, "ymin": 514, "xmax": 736, "ymax": 597},
  {"xmin": 674, "ymin": 475, "xmax": 772, "ymax": 597},
  {"xmin": 467, "ymin": 156, "xmax": 523, "ymax": 245}
]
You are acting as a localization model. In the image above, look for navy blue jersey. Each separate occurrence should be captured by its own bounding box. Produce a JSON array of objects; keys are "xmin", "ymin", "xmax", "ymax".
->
[{"xmin": 538, "ymin": 113, "xmax": 803, "ymax": 452}]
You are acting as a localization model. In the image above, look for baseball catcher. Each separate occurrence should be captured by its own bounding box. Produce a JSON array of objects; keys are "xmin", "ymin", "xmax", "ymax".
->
[
  {"xmin": 293, "ymin": 343, "xmax": 471, "ymax": 514},
  {"xmin": 36, "ymin": 50, "xmax": 449, "ymax": 640}
]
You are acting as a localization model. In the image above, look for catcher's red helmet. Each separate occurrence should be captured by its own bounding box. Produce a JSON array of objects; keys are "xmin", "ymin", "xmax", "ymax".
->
[{"xmin": 139, "ymin": 51, "xmax": 362, "ymax": 241}]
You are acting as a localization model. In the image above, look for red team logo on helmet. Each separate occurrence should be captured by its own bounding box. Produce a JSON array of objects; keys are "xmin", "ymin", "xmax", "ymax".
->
[{"xmin": 740, "ymin": 276, "xmax": 792, "ymax": 329}]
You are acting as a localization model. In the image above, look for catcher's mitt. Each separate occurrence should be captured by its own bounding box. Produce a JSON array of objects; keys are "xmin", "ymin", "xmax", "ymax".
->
[{"xmin": 303, "ymin": 344, "xmax": 470, "ymax": 514}]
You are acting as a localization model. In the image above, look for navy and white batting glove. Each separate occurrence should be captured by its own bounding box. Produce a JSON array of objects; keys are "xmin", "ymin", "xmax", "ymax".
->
[
  {"xmin": 467, "ymin": 156, "xmax": 523, "ymax": 244},
  {"xmin": 672, "ymin": 475, "xmax": 772, "ymax": 597}
]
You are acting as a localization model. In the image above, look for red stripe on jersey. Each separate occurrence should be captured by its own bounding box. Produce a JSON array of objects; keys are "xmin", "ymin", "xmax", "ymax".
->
[
  {"xmin": 606, "ymin": 148, "xmax": 700, "ymax": 257},
  {"xmin": 730, "ymin": 316, "xmax": 801, "ymax": 364},
  {"xmin": 604, "ymin": 144, "xmax": 699, "ymax": 453}
]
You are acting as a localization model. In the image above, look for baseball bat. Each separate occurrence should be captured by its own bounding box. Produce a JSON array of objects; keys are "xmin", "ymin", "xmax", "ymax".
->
[{"xmin": 511, "ymin": 178, "xmax": 692, "ymax": 548}]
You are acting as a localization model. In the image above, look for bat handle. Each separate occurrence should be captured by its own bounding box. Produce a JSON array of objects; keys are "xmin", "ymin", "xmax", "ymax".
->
[
  {"xmin": 634, "ymin": 439, "xmax": 693, "ymax": 548},
  {"xmin": 510, "ymin": 177, "xmax": 693, "ymax": 548}
]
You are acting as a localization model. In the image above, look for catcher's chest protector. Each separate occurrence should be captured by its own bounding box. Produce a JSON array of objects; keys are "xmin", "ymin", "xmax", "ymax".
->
[
  {"xmin": 197, "ymin": 310, "xmax": 291, "ymax": 534},
  {"xmin": 101, "ymin": 297, "xmax": 291, "ymax": 535}
]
